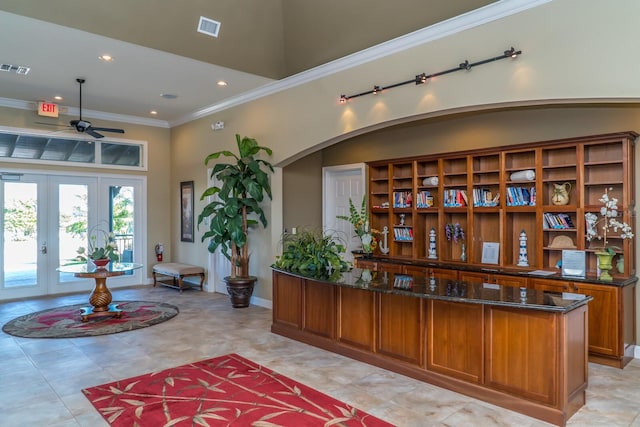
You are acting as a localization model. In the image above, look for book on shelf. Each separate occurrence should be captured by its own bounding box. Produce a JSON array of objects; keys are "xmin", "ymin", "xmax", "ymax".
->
[
  {"xmin": 393, "ymin": 226, "xmax": 413, "ymax": 241},
  {"xmin": 543, "ymin": 212, "xmax": 575, "ymax": 229},
  {"xmin": 506, "ymin": 186, "xmax": 536, "ymax": 206},
  {"xmin": 416, "ymin": 190, "xmax": 434, "ymax": 208},
  {"xmin": 393, "ymin": 191, "xmax": 412, "ymax": 208},
  {"xmin": 473, "ymin": 187, "xmax": 500, "ymax": 207},
  {"xmin": 443, "ymin": 189, "xmax": 468, "ymax": 207}
]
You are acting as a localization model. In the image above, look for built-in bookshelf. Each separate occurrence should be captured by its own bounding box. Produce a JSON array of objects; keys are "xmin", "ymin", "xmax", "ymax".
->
[{"xmin": 366, "ymin": 132, "xmax": 637, "ymax": 277}]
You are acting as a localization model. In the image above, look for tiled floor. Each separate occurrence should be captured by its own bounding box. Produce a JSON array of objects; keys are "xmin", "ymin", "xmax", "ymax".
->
[{"xmin": 1, "ymin": 285, "xmax": 639, "ymax": 427}]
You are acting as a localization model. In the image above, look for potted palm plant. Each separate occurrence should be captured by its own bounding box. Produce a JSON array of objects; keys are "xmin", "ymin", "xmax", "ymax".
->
[{"xmin": 197, "ymin": 134, "xmax": 274, "ymax": 307}]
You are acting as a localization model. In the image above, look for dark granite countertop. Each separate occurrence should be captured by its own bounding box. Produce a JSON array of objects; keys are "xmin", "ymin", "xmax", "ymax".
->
[
  {"xmin": 272, "ymin": 267, "xmax": 592, "ymax": 313},
  {"xmin": 353, "ymin": 254, "xmax": 638, "ymax": 287}
]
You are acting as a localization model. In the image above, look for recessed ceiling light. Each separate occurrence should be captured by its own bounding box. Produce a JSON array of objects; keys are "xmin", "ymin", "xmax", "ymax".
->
[
  {"xmin": 150, "ymin": 110, "xmax": 158, "ymax": 115},
  {"xmin": 53, "ymin": 95, "xmax": 63, "ymax": 101},
  {"xmin": 98, "ymin": 54, "xmax": 114, "ymax": 62},
  {"xmin": 160, "ymin": 93, "xmax": 178, "ymax": 99},
  {"xmin": 217, "ymin": 80, "xmax": 228, "ymax": 87}
]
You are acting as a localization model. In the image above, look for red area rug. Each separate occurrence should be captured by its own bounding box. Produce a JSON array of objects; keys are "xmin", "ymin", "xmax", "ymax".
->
[
  {"xmin": 2, "ymin": 301, "xmax": 178, "ymax": 338},
  {"xmin": 83, "ymin": 353, "xmax": 394, "ymax": 426}
]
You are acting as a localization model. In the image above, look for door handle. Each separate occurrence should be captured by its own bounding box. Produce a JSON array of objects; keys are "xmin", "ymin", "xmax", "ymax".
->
[{"xmin": 41, "ymin": 242, "xmax": 47, "ymax": 254}]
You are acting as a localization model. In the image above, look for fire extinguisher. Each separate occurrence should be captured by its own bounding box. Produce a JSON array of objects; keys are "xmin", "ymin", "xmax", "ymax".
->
[{"xmin": 155, "ymin": 243, "xmax": 164, "ymax": 262}]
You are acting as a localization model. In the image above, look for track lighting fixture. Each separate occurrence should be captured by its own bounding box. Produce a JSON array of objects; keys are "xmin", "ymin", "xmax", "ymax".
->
[
  {"xmin": 415, "ymin": 73, "xmax": 427, "ymax": 85},
  {"xmin": 504, "ymin": 47, "xmax": 518, "ymax": 58},
  {"xmin": 338, "ymin": 46, "xmax": 522, "ymax": 104}
]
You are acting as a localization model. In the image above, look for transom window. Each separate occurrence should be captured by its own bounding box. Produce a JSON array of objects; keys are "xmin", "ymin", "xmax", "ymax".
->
[{"xmin": 0, "ymin": 126, "xmax": 147, "ymax": 170}]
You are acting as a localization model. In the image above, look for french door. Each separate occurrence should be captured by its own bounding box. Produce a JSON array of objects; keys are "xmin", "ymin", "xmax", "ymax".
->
[{"xmin": 0, "ymin": 172, "xmax": 144, "ymax": 300}]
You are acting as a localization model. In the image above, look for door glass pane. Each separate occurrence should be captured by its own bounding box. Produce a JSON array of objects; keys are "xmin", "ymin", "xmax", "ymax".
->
[
  {"xmin": 58, "ymin": 184, "xmax": 88, "ymax": 283},
  {"xmin": 3, "ymin": 182, "xmax": 38, "ymax": 288},
  {"xmin": 111, "ymin": 186, "xmax": 134, "ymax": 265}
]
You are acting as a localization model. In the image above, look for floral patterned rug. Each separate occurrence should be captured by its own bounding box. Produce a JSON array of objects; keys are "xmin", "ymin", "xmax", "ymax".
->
[
  {"xmin": 83, "ymin": 353, "xmax": 394, "ymax": 426},
  {"xmin": 2, "ymin": 301, "xmax": 178, "ymax": 338}
]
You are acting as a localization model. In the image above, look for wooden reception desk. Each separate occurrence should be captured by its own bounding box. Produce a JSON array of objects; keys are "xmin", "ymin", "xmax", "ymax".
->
[{"xmin": 271, "ymin": 268, "xmax": 592, "ymax": 426}]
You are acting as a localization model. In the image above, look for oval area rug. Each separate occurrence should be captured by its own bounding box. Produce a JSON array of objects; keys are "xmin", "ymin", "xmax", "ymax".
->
[{"xmin": 2, "ymin": 301, "xmax": 179, "ymax": 338}]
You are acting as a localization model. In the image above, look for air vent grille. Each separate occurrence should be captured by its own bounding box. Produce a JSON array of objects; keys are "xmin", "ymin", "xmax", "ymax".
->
[
  {"xmin": 0, "ymin": 63, "xmax": 30, "ymax": 75},
  {"xmin": 197, "ymin": 16, "xmax": 220, "ymax": 38}
]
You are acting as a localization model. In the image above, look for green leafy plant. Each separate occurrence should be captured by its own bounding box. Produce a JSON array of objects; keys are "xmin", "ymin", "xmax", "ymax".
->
[
  {"xmin": 336, "ymin": 196, "xmax": 371, "ymax": 238},
  {"xmin": 198, "ymin": 134, "xmax": 274, "ymax": 278},
  {"xmin": 274, "ymin": 227, "xmax": 350, "ymax": 276},
  {"xmin": 76, "ymin": 221, "xmax": 119, "ymax": 263}
]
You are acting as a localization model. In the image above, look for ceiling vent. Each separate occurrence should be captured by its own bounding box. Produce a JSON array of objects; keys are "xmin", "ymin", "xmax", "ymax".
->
[
  {"xmin": 197, "ymin": 16, "xmax": 221, "ymax": 38},
  {"xmin": 0, "ymin": 63, "xmax": 30, "ymax": 75}
]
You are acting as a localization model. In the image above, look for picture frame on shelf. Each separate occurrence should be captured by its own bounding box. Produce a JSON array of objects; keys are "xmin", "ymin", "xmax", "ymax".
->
[{"xmin": 481, "ymin": 242, "xmax": 499, "ymax": 264}]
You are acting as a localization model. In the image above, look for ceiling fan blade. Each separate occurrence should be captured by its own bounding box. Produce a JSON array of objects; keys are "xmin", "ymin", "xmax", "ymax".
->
[
  {"xmin": 85, "ymin": 128, "xmax": 105, "ymax": 139},
  {"xmin": 90, "ymin": 127, "xmax": 125, "ymax": 134}
]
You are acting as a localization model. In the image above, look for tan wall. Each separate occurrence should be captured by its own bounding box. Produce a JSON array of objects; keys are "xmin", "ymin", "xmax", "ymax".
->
[
  {"xmin": 172, "ymin": 1, "xmax": 640, "ymax": 340},
  {"xmin": 0, "ymin": 106, "xmax": 172, "ymax": 278}
]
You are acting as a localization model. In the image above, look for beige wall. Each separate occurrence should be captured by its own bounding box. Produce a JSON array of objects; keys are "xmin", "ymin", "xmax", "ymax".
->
[
  {"xmin": 171, "ymin": 0, "xmax": 640, "ymax": 342},
  {"xmin": 0, "ymin": 106, "xmax": 172, "ymax": 278}
]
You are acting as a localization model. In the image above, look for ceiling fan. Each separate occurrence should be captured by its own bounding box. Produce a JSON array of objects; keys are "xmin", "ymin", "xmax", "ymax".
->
[{"xmin": 68, "ymin": 78, "xmax": 125, "ymax": 139}]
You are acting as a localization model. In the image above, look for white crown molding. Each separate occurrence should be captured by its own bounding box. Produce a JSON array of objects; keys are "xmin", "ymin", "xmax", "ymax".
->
[
  {"xmin": 0, "ymin": 97, "xmax": 170, "ymax": 128},
  {"xmin": 171, "ymin": 0, "xmax": 552, "ymax": 127}
]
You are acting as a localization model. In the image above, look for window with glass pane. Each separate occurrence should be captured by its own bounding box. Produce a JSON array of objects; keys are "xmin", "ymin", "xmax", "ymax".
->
[
  {"xmin": 111, "ymin": 186, "xmax": 135, "ymax": 269},
  {"xmin": 58, "ymin": 184, "xmax": 88, "ymax": 283}
]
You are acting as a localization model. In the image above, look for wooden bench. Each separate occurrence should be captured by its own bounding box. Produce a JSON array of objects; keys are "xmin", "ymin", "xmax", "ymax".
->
[{"xmin": 152, "ymin": 263, "xmax": 205, "ymax": 292}]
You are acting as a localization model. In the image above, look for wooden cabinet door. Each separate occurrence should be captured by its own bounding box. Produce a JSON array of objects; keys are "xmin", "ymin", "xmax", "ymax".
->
[
  {"xmin": 338, "ymin": 287, "xmax": 375, "ymax": 351},
  {"xmin": 403, "ymin": 265, "xmax": 429, "ymax": 277},
  {"xmin": 432, "ymin": 268, "xmax": 458, "ymax": 280},
  {"xmin": 485, "ymin": 306, "xmax": 558, "ymax": 405},
  {"xmin": 572, "ymin": 282, "xmax": 619, "ymax": 357},
  {"xmin": 272, "ymin": 271, "xmax": 302, "ymax": 328},
  {"xmin": 378, "ymin": 262, "xmax": 403, "ymax": 273},
  {"xmin": 493, "ymin": 274, "xmax": 528, "ymax": 288},
  {"xmin": 355, "ymin": 259, "xmax": 376, "ymax": 270},
  {"xmin": 459, "ymin": 271, "xmax": 490, "ymax": 284},
  {"xmin": 303, "ymin": 280, "xmax": 336, "ymax": 339},
  {"xmin": 427, "ymin": 300, "xmax": 483, "ymax": 383},
  {"xmin": 529, "ymin": 278, "xmax": 569, "ymax": 293},
  {"xmin": 377, "ymin": 293, "xmax": 422, "ymax": 365}
]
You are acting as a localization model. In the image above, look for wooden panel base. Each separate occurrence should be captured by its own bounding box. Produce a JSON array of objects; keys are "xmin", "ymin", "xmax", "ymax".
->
[{"xmin": 272, "ymin": 270, "xmax": 589, "ymax": 426}]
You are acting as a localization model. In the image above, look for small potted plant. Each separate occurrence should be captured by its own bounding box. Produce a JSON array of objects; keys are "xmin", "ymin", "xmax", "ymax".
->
[
  {"xmin": 336, "ymin": 196, "xmax": 377, "ymax": 256},
  {"xmin": 198, "ymin": 134, "xmax": 274, "ymax": 307},
  {"xmin": 585, "ymin": 188, "xmax": 633, "ymax": 280},
  {"xmin": 76, "ymin": 222, "xmax": 119, "ymax": 268}
]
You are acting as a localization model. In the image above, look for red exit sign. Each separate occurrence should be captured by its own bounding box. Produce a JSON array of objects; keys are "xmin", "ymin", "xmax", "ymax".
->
[{"xmin": 37, "ymin": 101, "xmax": 59, "ymax": 118}]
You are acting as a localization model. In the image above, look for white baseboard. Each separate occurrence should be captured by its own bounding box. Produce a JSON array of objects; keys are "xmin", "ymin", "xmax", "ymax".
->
[{"xmin": 635, "ymin": 345, "xmax": 640, "ymax": 359}]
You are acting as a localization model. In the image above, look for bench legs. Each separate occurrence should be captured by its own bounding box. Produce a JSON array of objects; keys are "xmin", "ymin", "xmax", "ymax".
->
[{"xmin": 153, "ymin": 272, "xmax": 204, "ymax": 292}]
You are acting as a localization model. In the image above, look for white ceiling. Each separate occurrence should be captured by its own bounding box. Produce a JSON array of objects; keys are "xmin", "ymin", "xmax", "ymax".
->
[{"xmin": 0, "ymin": 11, "xmax": 274, "ymax": 127}]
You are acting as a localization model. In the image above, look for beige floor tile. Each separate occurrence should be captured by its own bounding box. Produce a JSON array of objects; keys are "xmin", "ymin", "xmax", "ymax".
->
[{"xmin": 0, "ymin": 285, "xmax": 639, "ymax": 426}]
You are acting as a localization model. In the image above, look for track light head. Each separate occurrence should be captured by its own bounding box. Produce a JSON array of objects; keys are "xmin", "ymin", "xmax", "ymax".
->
[
  {"xmin": 415, "ymin": 73, "xmax": 427, "ymax": 85},
  {"xmin": 504, "ymin": 47, "xmax": 521, "ymax": 58},
  {"xmin": 459, "ymin": 60, "xmax": 471, "ymax": 71},
  {"xmin": 339, "ymin": 95, "xmax": 348, "ymax": 104},
  {"xmin": 373, "ymin": 85, "xmax": 381, "ymax": 95}
]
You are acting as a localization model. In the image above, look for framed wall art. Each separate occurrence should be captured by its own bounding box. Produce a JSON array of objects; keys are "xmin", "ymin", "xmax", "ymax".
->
[{"xmin": 180, "ymin": 181, "xmax": 194, "ymax": 242}]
